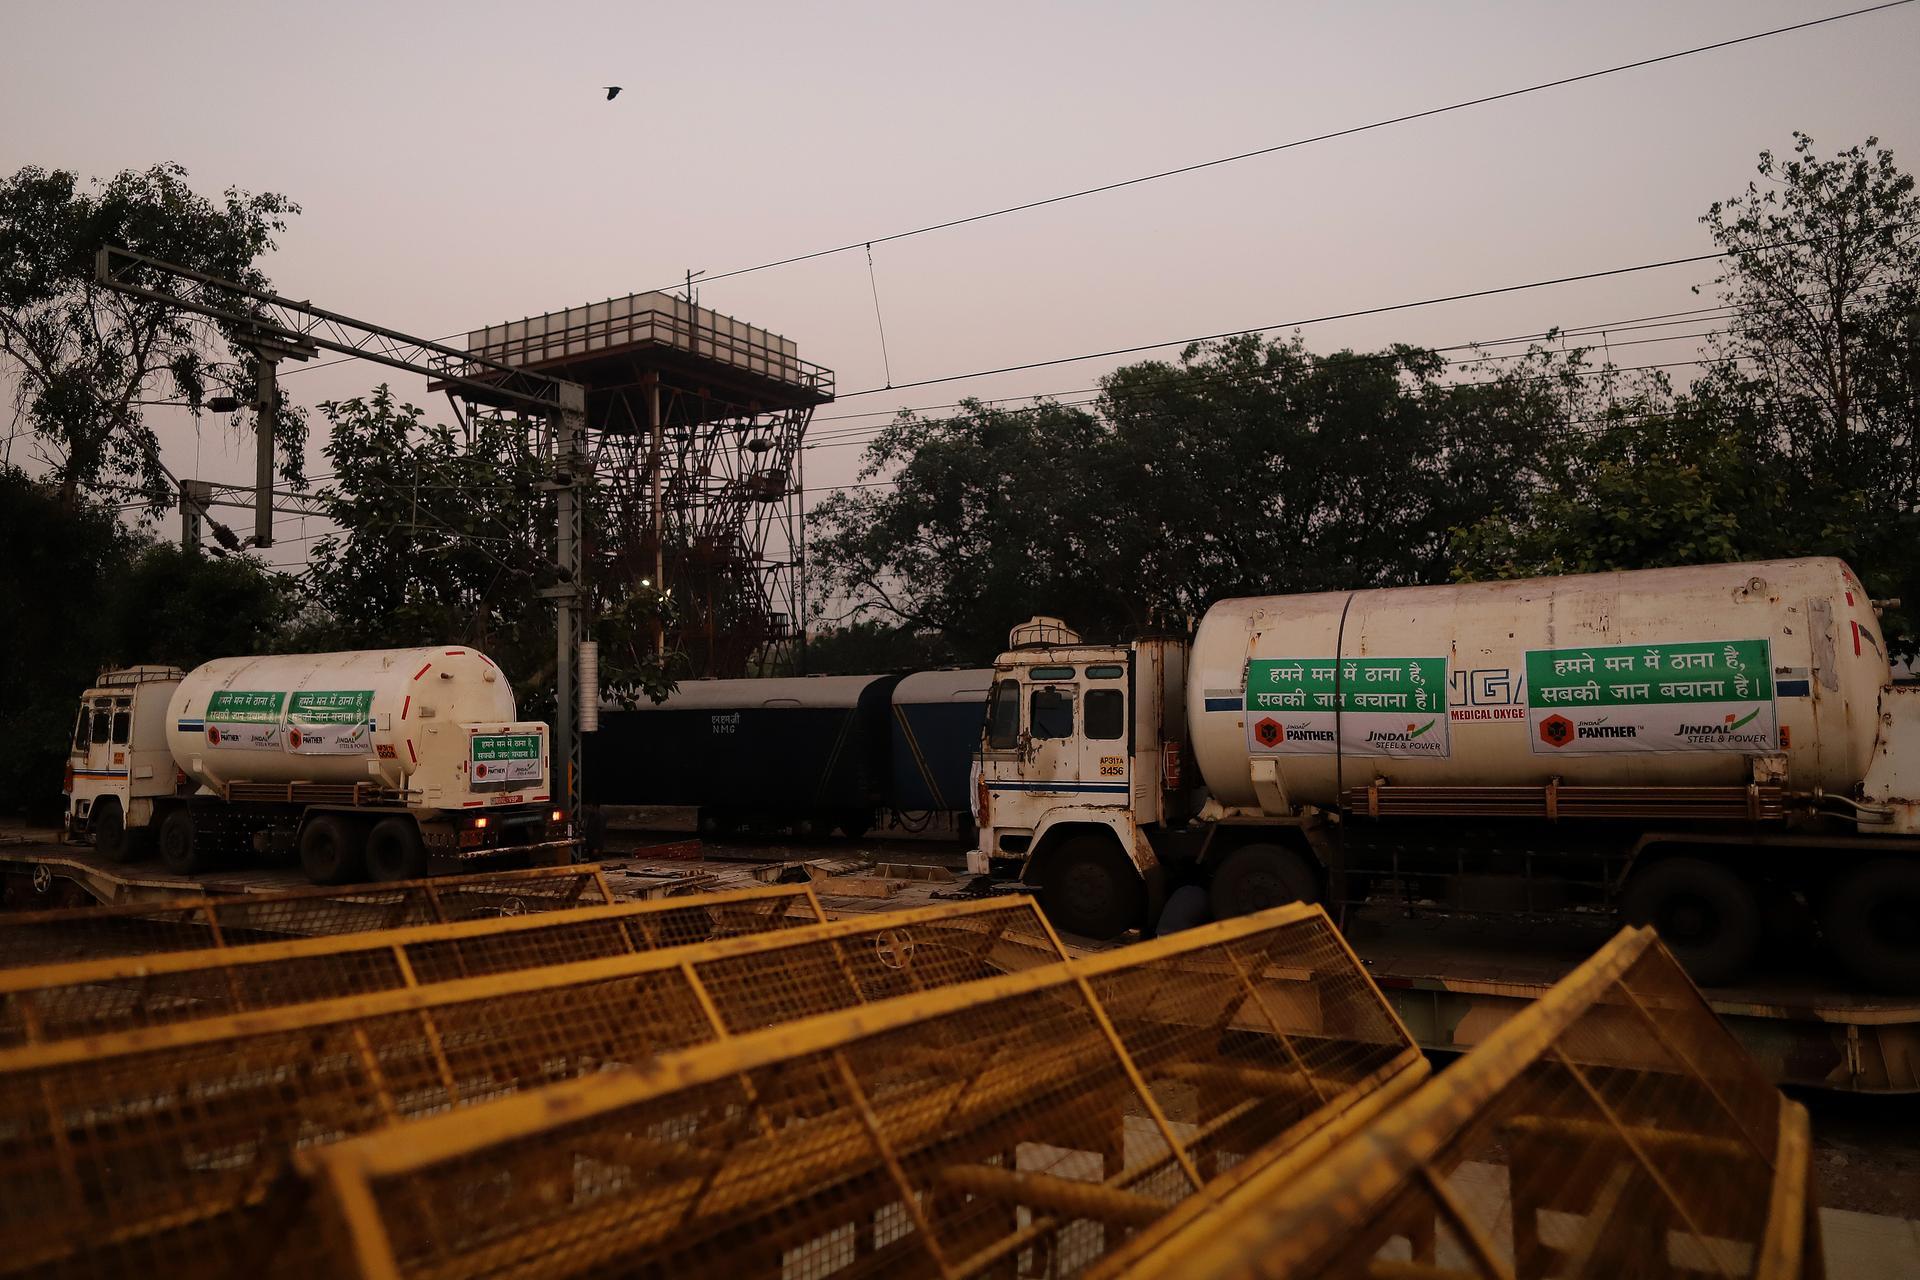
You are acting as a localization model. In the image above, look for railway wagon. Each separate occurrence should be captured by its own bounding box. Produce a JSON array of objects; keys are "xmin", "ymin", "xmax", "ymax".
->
[{"xmin": 587, "ymin": 670, "xmax": 990, "ymax": 839}]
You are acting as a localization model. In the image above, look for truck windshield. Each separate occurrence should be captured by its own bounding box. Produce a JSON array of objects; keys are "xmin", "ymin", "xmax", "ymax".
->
[
  {"xmin": 111, "ymin": 700, "xmax": 131, "ymax": 745},
  {"xmin": 90, "ymin": 703, "xmax": 111, "ymax": 744},
  {"xmin": 72, "ymin": 708, "xmax": 89, "ymax": 752},
  {"xmin": 987, "ymin": 679, "xmax": 1020, "ymax": 749}
]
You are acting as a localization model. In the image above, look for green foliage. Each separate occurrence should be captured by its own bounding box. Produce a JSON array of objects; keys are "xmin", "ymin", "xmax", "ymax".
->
[
  {"xmin": 1700, "ymin": 133, "xmax": 1918, "ymax": 478},
  {"xmin": 0, "ymin": 467, "xmax": 291, "ymax": 818},
  {"xmin": 0, "ymin": 163, "xmax": 304, "ymax": 511},
  {"xmin": 811, "ymin": 335, "xmax": 1562, "ymax": 660},
  {"xmin": 1450, "ymin": 382, "xmax": 1788, "ymax": 579},
  {"xmin": 809, "ymin": 397, "xmax": 1110, "ymax": 660},
  {"xmin": 295, "ymin": 388, "xmax": 675, "ymax": 718},
  {"xmin": 1697, "ymin": 133, "xmax": 1920, "ymax": 652},
  {"xmin": 1456, "ymin": 135, "xmax": 1919, "ymax": 653}
]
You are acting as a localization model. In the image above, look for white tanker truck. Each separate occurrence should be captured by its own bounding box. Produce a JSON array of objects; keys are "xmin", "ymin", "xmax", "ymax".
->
[
  {"xmin": 969, "ymin": 557, "xmax": 1920, "ymax": 990},
  {"xmin": 63, "ymin": 647, "xmax": 572, "ymax": 884}
]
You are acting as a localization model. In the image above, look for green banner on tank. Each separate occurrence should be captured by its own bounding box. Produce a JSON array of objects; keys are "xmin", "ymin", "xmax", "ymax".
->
[
  {"xmin": 1244, "ymin": 657, "xmax": 1450, "ymax": 757},
  {"xmin": 1523, "ymin": 639, "xmax": 1777, "ymax": 754}
]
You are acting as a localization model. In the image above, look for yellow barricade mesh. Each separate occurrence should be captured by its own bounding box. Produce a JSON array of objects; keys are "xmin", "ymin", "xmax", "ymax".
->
[
  {"xmin": 299, "ymin": 904, "xmax": 1423, "ymax": 1280},
  {"xmin": 0, "ymin": 884, "xmax": 822, "ymax": 1046},
  {"xmin": 0, "ymin": 897, "xmax": 1067, "ymax": 1279},
  {"xmin": 1108, "ymin": 926, "xmax": 1821, "ymax": 1280},
  {"xmin": 0, "ymin": 864, "xmax": 614, "ymax": 968}
]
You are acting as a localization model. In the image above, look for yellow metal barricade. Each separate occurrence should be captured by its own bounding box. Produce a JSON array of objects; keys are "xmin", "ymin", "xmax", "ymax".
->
[
  {"xmin": 0, "ymin": 883, "xmax": 822, "ymax": 1046},
  {"xmin": 0, "ymin": 896, "xmax": 1066, "ymax": 1278},
  {"xmin": 299, "ymin": 902, "xmax": 1425, "ymax": 1280},
  {"xmin": 0, "ymin": 864, "xmax": 614, "ymax": 968},
  {"xmin": 1108, "ymin": 925, "xmax": 1822, "ymax": 1280}
]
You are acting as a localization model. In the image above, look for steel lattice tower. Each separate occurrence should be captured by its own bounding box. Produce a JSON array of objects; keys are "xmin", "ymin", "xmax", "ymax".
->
[{"xmin": 447, "ymin": 293, "xmax": 832, "ymax": 677}]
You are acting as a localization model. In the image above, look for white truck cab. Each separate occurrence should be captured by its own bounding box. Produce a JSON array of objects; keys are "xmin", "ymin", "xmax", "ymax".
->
[
  {"xmin": 970, "ymin": 618, "xmax": 1187, "ymax": 936},
  {"xmin": 64, "ymin": 666, "xmax": 189, "ymax": 860}
]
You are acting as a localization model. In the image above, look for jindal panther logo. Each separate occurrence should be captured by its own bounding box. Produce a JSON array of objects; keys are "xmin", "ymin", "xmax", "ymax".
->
[
  {"xmin": 1540, "ymin": 714, "xmax": 1642, "ymax": 747},
  {"xmin": 1253, "ymin": 717, "xmax": 1334, "ymax": 747},
  {"xmin": 1538, "ymin": 714, "xmax": 1575, "ymax": 748}
]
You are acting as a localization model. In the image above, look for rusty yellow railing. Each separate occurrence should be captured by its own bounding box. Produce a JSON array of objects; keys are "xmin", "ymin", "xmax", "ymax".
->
[
  {"xmin": 0, "ymin": 864, "xmax": 614, "ymax": 968},
  {"xmin": 0, "ymin": 896, "xmax": 1068, "ymax": 1277},
  {"xmin": 1104, "ymin": 925, "xmax": 1822, "ymax": 1280},
  {"xmin": 296, "ymin": 902, "xmax": 1423, "ymax": 1280},
  {"xmin": 0, "ymin": 883, "xmax": 822, "ymax": 1046}
]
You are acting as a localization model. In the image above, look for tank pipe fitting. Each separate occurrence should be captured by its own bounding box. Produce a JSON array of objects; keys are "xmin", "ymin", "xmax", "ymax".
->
[{"xmin": 1809, "ymin": 788, "xmax": 1894, "ymax": 823}]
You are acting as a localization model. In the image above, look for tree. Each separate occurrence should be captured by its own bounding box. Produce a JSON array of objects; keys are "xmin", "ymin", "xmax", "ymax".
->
[
  {"xmin": 1700, "ymin": 134, "xmax": 1919, "ymax": 488},
  {"xmin": 810, "ymin": 397, "xmax": 1111, "ymax": 660},
  {"xmin": 1449, "ymin": 367, "xmax": 1788, "ymax": 580},
  {"xmin": 1696, "ymin": 134, "xmax": 1920, "ymax": 652},
  {"xmin": 810, "ymin": 334, "xmax": 1562, "ymax": 656},
  {"xmin": 0, "ymin": 467, "xmax": 292, "ymax": 818},
  {"xmin": 296, "ymin": 387, "xmax": 675, "ymax": 716},
  {"xmin": 0, "ymin": 163, "xmax": 304, "ymax": 510}
]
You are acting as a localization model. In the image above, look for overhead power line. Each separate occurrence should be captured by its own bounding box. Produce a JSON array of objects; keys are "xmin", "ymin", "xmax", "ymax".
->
[
  {"xmin": 803, "ymin": 273, "xmax": 1909, "ymax": 451},
  {"xmin": 830, "ymin": 228, "xmax": 1916, "ymax": 400},
  {"xmin": 627, "ymin": 1, "xmax": 1914, "ymax": 296}
]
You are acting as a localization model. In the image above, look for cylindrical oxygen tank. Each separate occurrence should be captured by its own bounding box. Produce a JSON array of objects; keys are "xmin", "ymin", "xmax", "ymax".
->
[
  {"xmin": 1186, "ymin": 557, "xmax": 1891, "ymax": 813},
  {"xmin": 166, "ymin": 647, "xmax": 517, "ymax": 793}
]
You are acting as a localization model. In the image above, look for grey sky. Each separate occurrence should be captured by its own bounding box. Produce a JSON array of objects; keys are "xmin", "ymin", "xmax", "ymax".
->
[{"xmin": 3, "ymin": 0, "xmax": 1916, "ymax": 570}]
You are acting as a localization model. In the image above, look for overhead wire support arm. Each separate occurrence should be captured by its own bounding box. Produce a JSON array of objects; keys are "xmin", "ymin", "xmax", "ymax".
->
[{"xmin": 93, "ymin": 246, "xmax": 570, "ymax": 414}]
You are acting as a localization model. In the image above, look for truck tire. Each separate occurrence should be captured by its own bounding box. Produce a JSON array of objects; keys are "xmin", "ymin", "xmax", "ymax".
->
[
  {"xmin": 300, "ymin": 815, "xmax": 368, "ymax": 885},
  {"xmin": 1036, "ymin": 834, "xmax": 1145, "ymax": 941},
  {"xmin": 365, "ymin": 817, "xmax": 428, "ymax": 883},
  {"xmin": 1209, "ymin": 843, "xmax": 1319, "ymax": 920},
  {"xmin": 91, "ymin": 798, "xmax": 133, "ymax": 863},
  {"xmin": 1821, "ymin": 859, "xmax": 1920, "ymax": 994},
  {"xmin": 158, "ymin": 807, "xmax": 211, "ymax": 875},
  {"xmin": 1621, "ymin": 857, "xmax": 1761, "ymax": 987}
]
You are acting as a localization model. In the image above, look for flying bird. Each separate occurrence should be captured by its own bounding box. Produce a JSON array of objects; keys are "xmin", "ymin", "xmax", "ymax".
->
[{"xmin": 604, "ymin": 86, "xmax": 623, "ymax": 101}]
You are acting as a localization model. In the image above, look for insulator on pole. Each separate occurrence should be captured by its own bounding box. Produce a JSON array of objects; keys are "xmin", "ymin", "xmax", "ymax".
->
[{"xmin": 577, "ymin": 640, "xmax": 600, "ymax": 732}]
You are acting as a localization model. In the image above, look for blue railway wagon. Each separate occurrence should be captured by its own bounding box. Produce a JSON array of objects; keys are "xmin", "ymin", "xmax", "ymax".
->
[
  {"xmin": 587, "ymin": 674, "xmax": 902, "ymax": 836},
  {"xmin": 889, "ymin": 670, "xmax": 993, "ymax": 817}
]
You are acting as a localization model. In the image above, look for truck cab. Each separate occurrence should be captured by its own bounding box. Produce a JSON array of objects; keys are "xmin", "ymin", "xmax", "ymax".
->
[
  {"xmin": 64, "ymin": 667, "xmax": 188, "ymax": 860},
  {"xmin": 970, "ymin": 618, "xmax": 1187, "ymax": 936}
]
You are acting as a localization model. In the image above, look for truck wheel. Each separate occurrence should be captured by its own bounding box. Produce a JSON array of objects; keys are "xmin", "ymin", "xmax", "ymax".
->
[
  {"xmin": 158, "ymin": 808, "xmax": 211, "ymax": 875},
  {"xmin": 1821, "ymin": 859, "xmax": 1920, "ymax": 994},
  {"xmin": 365, "ymin": 818, "xmax": 428, "ymax": 883},
  {"xmin": 1035, "ymin": 834, "xmax": 1144, "ymax": 941},
  {"xmin": 300, "ymin": 815, "xmax": 368, "ymax": 885},
  {"xmin": 1209, "ymin": 843, "xmax": 1319, "ymax": 920},
  {"xmin": 91, "ymin": 799, "xmax": 135, "ymax": 863},
  {"xmin": 1621, "ymin": 857, "xmax": 1761, "ymax": 987}
]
